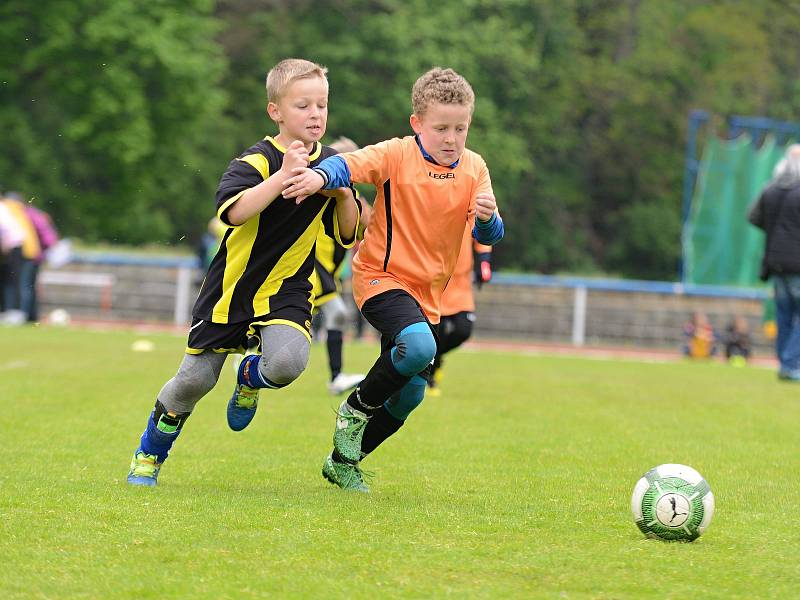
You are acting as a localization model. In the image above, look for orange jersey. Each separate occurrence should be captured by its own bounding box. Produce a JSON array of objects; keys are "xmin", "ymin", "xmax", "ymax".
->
[
  {"xmin": 440, "ymin": 227, "xmax": 492, "ymax": 315},
  {"xmin": 344, "ymin": 136, "xmax": 493, "ymax": 324}
]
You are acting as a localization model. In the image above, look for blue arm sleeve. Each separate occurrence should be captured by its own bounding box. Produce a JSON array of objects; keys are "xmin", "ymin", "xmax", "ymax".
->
[
  {"xmin": 473, "ymin": 213, "xmax": 504, "ymax": 245},
  {"xmin": 313, "ymin": 155, "xmax": 352, "ymax": 189}
]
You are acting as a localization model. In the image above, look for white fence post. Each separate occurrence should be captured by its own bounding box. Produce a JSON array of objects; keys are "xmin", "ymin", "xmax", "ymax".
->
[
  {"xmin": 572, "ymin": 285, "xmax": 587, "ymax": 346},
  {"xmin": 174, "ymin": 266, "xmax": 193, "ymax": 326}
]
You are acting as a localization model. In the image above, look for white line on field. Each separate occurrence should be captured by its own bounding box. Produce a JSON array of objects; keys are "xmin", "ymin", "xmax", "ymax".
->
[{"xmin": 0, "ymin": 360, "xmax": 29, "ymax": 371}]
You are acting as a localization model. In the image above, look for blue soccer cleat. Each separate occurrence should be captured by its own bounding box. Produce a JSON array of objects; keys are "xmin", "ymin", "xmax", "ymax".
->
[
  {"xmin": 226, "ymin": 383, "xmax": 260, "ymax": 431},
  {"xmin": 127, "ymin": 450, "xmax": 161, "ymax": 486}
]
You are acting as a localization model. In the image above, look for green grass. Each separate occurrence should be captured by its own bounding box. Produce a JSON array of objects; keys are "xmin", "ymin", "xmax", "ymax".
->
[{"xmin": 1, "ymin": 325, "xmax": 798, "ymax": 599}]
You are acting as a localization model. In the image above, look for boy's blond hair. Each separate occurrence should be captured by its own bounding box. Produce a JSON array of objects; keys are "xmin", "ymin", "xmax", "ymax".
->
[
  {"xmin": 266, "ymin": 58, "xmax": 328, "ymax": 103},
  {"xmin": 411, "ymin": 67, "xmax": 475, "ymax": 117}
]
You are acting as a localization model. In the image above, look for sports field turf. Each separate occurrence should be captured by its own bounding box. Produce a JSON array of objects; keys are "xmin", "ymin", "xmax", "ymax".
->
[{"xmin": 1, "ymin": 325, "xmax": 798, "ymax": 599}]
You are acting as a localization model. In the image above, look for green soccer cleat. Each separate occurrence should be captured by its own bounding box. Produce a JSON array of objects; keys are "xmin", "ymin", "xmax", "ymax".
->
[
  {"xmin": 333, "ymin": 400, "xmax": 369, "ymax": 463},
  {"xmin": 322, "ymin": 454, "xmax": 370, "ymax": 493},
  {"xmin": 127, "ymin": 450, "xmax": 161, "ymax": 486}
]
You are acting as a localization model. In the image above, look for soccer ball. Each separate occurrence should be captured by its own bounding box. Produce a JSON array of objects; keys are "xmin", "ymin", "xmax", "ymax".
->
[
  {"xmin": 48, "ymin": 308, "xmax": 71, "ymax": 326},
  {"xmin": 630, "ymin": 464, "xmax": 714, "ymax": 542}
]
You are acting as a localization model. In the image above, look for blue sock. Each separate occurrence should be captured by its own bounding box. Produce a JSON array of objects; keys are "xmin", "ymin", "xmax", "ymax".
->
[
  {"xmin": 138, "ymin": 410, "xmax": 181, "ymax": 464},
  {"xmin": 237, "ymin": 354, "xmax": 281, "ymax": 389}
]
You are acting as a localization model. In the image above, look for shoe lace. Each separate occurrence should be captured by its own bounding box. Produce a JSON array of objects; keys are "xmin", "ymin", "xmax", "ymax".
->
[
  {"xmin": 342, "ymin": 461, "xmax": 374, "ymax": 487},
  {"xmin": 132, "ymin": 452, "xmax": 159, "ymax": 478},
  {"xmin": 335, "ymin": 406, "xmax": 368, "ymax": 438},
  {"xmin": 235, "ymin": 385, "xmax": 259, "ymax": 409}
]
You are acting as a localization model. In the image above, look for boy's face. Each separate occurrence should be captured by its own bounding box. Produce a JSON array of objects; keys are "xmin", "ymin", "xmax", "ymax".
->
[
  {"xmin": 268, "ymin": 76, "xmax": 328, "ymax": 145},
  {"xmin": 410, "ymin": 102, "xmax": 472, "ymax": 166}
]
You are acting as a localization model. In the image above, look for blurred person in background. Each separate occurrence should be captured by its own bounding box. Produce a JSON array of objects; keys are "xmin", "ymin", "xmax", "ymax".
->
[
  {"xmin": 1, "ymin": 193, "xmax": 42, "ymax": 323},
  {"xmin": 427, "ymin": 226, "xmax": 493, "ymax": 396},
  {"xmin": 312, "ymin": 136, "xmax": 372, "ymax": 395},
  {"xmin": 0, "ymin": 193, "xmax": 29, "ymax": 324},
  {"xmin": 195, "ymin": 216, "xmax": 227, "ymax": 284},
  {"xmin": 682, "ymin": 311, "xmax": 717, "ymax": 359},
  {"xmin": 723, "ymin": 315, "xmax": 751, "ymax": 366},
  {"xmin": 749, "ymin": 144, "xmax": 800, "ymax": 381},
  {"xmin": 11, "ymin": 192, "xmax": 59, "ymax": 322}
]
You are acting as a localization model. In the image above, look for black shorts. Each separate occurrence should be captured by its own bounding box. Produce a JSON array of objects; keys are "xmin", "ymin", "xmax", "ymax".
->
[
  {"xmin": 186, "ymin": 306, "xmax": 313, "ymax": 354},
  {"xmin": 360, "ymin": 289, "xmax": 439, "ymax": 354}
]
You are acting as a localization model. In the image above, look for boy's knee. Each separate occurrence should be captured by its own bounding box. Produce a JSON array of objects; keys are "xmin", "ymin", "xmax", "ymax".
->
[
  {"xmin": 259, "ymin": 340, "xmax": 310, "ymax": 385},
  {"xmin": 393, "ymin": 323, "xmax": 437, "ymax": 376},
  {"xmin": 174, "ymin": 355, "xmax": 220, "ymax": 398},
  {"xmin": 159, "ymin": 352, "xmax": 225, "ymax": 413}
]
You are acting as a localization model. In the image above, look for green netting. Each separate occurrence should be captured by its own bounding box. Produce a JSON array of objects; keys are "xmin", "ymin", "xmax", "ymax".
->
[{"xmin": 683, "ymin": 134, "xmax": 790, "ymax": 286}]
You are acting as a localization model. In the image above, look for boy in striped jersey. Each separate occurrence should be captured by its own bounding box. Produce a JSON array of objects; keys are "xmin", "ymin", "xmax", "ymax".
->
[{"xmin": 126, "ymin": 58, "xmax": 360, "ymax": 486}]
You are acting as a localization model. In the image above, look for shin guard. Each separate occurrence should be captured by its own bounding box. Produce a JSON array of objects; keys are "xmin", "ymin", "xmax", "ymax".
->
[{"xmin": 138, "ymin": 400, "xmax": 190, "ymax": 464}]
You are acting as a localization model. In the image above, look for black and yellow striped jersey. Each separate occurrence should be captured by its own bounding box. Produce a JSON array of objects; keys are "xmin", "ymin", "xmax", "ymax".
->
[
  {"xmin": 193, "ymin": 136, "xmax": 359, "ymax": 324},
  {"xmin": 312, "ymin": 228, "xmax": 349, "ymax": 306},
  {"xmin": 312, "ymin": 193, "xmax": 368, "ymax": 307}
]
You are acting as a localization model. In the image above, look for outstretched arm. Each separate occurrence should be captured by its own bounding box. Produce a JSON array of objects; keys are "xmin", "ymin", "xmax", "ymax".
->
[{"xmin": 282, "ymin": 155, "xmax": 352, "ymax": 204}]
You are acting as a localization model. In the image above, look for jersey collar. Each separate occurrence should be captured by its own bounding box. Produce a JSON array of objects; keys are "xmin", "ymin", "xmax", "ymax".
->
[
  {"xmin": 415, "ymin": 135, "xmax": 460, "ymax": 169},
  {"xmin": 265, "ymin": 136, "xmax": 322, "ymax": 161}
]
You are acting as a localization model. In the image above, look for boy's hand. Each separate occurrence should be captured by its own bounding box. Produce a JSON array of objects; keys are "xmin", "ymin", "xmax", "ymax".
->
[
  {"xmin": 280, "ymin": 140, "xmax": 310, "ymax": 177},
  {"xmin": 475, "ymin": 192, "xmax": 497, "ymax": 222},
  {"xmin": 319, "ymin": 187, "xmax": 349, "ymax": 200},
  {"xmin": 282, "ymin": 168, "xmax": 325, "ymax": 204}
]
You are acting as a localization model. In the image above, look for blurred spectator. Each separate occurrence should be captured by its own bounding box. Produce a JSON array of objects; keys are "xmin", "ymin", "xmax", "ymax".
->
[
  {"xmin": 195, "ymin": 216, "xmax": 226, "ymax": 284},
  {"xmin": 748, "ymin": 144, "xmax": 800, "ymax": 381},
  {"xmin": 682, "ymin": 312, "xmax": 717, "ymax": 359},
  {"xmin": 2, "ymin": 192, "xmax": 47, "ymax": 322},
  {"xmin": 427, "ymin": 229, "xmax": 493, "ymax": 395},
  {"xmin": 19, "ymin": 194, "xmax": 59, "ymax": 322},
  {"xmin": 0, "ymin": 195, "xmax": 27, "ymax": 323},
  {"xmin": 723, "ymin": 316, "xmax": 751, "ymax": 366}
]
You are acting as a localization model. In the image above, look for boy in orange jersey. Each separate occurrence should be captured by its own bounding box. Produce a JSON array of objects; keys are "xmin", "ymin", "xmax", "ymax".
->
[
  {"xmin": 426, "ymin": 226, "xmax": 493, "ymax": 396},
  {"xmin": 283, "ymin": 67, "xmax": 504, "ymax": 491}
]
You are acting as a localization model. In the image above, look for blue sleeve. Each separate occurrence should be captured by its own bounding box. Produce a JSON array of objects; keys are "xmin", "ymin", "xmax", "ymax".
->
[
  {"xmin": 313, "ymin": 155, "xmax": 352, "ymax": 189},
  {"xmin": 473, "ymin": 213, "xmax": 504, "ymax": 245}
]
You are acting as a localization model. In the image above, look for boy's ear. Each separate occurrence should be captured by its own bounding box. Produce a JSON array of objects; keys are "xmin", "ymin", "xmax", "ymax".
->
[
  {"xmin": 409, "ymin": 113, "xmax": 422, "ymax": 134},
  {"xmin": 267, "ymin": 102, "xmax": 281, "ymax": 123}
]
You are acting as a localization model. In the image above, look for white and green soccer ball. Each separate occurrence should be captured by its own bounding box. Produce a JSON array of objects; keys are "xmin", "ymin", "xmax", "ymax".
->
[{"xmin": 631, "ymin": 464, "xmax": 714, "ymax": 542}]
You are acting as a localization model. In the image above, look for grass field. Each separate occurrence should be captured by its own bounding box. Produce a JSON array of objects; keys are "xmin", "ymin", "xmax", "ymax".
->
[{"xmin": 1, "ymin": 325, "xmax": 798, "ymax": 599}]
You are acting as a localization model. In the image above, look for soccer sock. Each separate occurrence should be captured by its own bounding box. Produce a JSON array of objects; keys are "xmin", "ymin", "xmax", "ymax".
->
[
  {"xmin": 346, "ymin": 349, "xmax": 410, "ymax": 416},
  {"xmin": 360, "ymin": 405, "xmax": 405, "ymax": 456},
  {"xmin": 327, "ymin": 329, "xmax": 343, "ymax": 380},
  {"xmin": 238, "ymin": 354, "xmax": 283, "ymax": 389},
  {"xmin": 357, "ymin": 375, "xmax": 425, "ymax": 457},
  {"xmin": 138, "ymin": 400, "xmax": 190, "ymax": 464}
]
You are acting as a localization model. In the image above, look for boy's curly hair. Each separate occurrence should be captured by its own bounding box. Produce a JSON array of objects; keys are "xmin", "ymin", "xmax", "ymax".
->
[{"xmin": 411, "ymin": 67, "xmax": 475, "ymax": 117}]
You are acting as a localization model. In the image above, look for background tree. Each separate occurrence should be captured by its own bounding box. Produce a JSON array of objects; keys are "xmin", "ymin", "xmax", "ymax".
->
[{"xmin": 3, "ymin": 0, "xmax": 800, "ymax": 279}]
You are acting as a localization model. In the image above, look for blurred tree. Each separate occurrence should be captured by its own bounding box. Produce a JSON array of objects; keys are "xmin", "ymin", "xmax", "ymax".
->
[
  {"xmin": 3, "ymin": 0, "xmax": 800, "ymax": 280},
  {"xmin": 0, "ymin": 0, "xmax": 229, "ymax": 244}
]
